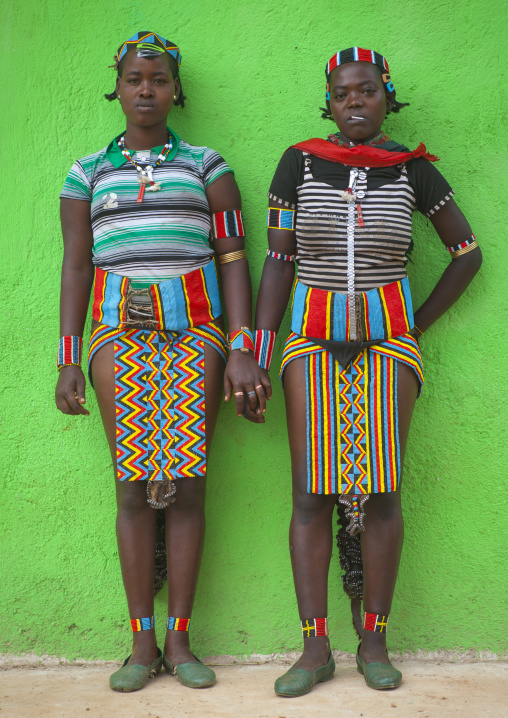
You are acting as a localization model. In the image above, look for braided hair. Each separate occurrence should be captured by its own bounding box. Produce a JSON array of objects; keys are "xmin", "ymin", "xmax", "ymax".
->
[{"xmin": 105, "ymin": 50, "xmax": 186, "ymax": 107}]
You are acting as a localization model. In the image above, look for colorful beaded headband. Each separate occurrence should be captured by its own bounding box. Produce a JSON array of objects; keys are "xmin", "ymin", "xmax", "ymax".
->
[
  {"xmin": 325, "ymin": 47, "xmax": 394, "ymax": 101},
  {"xmin": 116, "ymin": 31, "xmax": 182, "ymax": 68}
]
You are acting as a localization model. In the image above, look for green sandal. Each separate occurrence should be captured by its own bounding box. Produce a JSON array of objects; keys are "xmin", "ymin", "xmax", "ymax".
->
[
  {"xmin": 163, "ymin": 651, "xmax": 216, "ymax": 688},
  {"xmin": 109, "ymin": 648, "xmax": 163, "ymax": 692},
  {"xmin": 356, "ymin": 644, "xmax": 402, "ymax": 690},
  {"xmin": 274, "ymin": 652, "xmax": 335, "ymax": 697}
]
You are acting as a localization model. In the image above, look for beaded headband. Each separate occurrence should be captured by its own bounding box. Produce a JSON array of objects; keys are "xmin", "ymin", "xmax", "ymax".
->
[
  {"xmin": 115, "ymin": 31, "xmax": 182, "ymax": 68},
  {"xmin": 325, "ymin": 46, "xmax": 394, "ymax": 101}
]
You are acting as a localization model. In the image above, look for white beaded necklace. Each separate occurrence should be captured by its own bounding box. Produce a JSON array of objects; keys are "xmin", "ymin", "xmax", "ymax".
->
[{"xmin": 118, "ymin": 134, "xmax": 173, "ymax": 203}]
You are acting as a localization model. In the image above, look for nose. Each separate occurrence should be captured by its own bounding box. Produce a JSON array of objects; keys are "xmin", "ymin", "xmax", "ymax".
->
[
  {"xmin": 139, "ymin": 81, "xmax": 154, "ymax": 97},
  {"xmin": 347, "ymin": 91, "xmax": 364, "ymax": 108}
]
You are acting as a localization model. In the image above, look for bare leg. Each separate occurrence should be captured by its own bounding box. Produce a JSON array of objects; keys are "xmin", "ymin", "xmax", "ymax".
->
[
  {"xmin": 359, "ymin": 361, "xmax": 418, "ymax": 663},
  {"xmin": 163, "ymin": 342, "xmax": 224, "ymax": 664},
  {"xmin": 91, "ymin": 338, "xmax": 158, "ymax": 666},
  {"xmin": 284, "ymin": 357, "xmax": 337, "ymax": 670}
]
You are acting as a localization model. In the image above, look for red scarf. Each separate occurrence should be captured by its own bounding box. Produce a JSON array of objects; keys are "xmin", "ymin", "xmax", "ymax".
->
[{"xmin": 290, "ymin": 138, "xmax": 439, "ymax": 168}]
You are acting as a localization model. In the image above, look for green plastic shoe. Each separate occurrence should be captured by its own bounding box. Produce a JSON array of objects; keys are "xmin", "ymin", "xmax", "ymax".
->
[
  {"xmin": 356, "ymin": 644, "xmax": 402, "ymax": 690},
  {"xmin": 274, "ymin": 652, "xmax": 335, "ymax": 697},
  {"xmin": 109, "ymin": 648, "xmax": 163, "ymax": 692},
  {"xmin": 163, "ymin": 651, "xmax": 216, "ymax": 688}
]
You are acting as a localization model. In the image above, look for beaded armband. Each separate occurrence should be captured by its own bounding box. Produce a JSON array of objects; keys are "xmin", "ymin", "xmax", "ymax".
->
[
  {"xmin": 301, "ymin": 618, "xmax": 329, "ymax": 637},
  {"xmin": 212, "ymin": 210, "xmax": 245, "ymax": 239},
  {"xmin": 254, "ymin": 329, "xmax": 276, "ymax": 370},
  {"xmin": 57, "ymin": 336, "xmax": 83, "ymax": 370},
  {"xmin": 267, "ymin": 207, "xmax": 296, "ymax": 231},
  {"xmin": 266, "ymin": 249, "xmax": 296, "ymax": 262},
  {"xmin": 229, "ymin": 327, "xmax": 254, "ymax": 353},
  {"xmin": 130, "ymin": 616, "xmax": 155, "ymax": 632},
  {"xmin": 363, "ymin": 612, "xmax": 389, "ymax": 633},
  {"xmin": 167, "ymin": 617, "xmax": 191, "ymax": 631},
  {"xmin": 447, "ymin": 234, "xmax": 478, "ymax": 258}
]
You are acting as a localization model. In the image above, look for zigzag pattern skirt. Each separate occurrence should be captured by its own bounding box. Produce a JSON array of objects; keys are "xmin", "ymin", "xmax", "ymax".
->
[
  {"xmin": 88, "ymin": 323, "xmax": 227, "ymax": 486},
  {"xmin": 281, "ymin": 333, "xmax": 424, "ymax": 496}
]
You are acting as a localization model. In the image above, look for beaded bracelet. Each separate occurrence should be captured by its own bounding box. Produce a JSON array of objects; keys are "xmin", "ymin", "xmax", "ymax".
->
[
  {"xmin": 254, "ymin": 329, "xmax": 276, "ymax": 370},
  {"xmin": 57, "ymin": 336, "xmax": 83, "ymax": 370},
  {"xmin": 266, "ymin": 249, "xmax": 296, "ymax": 262},
  {"xmin": 446, "ymin": 234, "xmax": 478, "ymax": 258},
  {"xmin": 229, "ymin": 327, "xmax": 254, "ymax": 353}
]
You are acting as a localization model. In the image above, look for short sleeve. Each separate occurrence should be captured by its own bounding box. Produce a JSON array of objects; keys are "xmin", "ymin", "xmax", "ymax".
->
[
  {"xmin": 406, "ymin": 158, "xmax": 455, "ymax": 217},
  {"xmin": 60, "ymin": 160, "xmax": 92, "ymax": 201},
  {"xmin": 268, "ymin": 149, "xmax": 303, "ymax": 209},
  {"xmin": 202, "ymin": 149, "xmax": 233, "ymax": 188}
]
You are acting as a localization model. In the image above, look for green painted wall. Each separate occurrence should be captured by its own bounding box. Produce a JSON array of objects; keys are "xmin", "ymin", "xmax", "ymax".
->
[{"xmin": 1, "ymin": 0, "xmax": 506, "ymax": 661}]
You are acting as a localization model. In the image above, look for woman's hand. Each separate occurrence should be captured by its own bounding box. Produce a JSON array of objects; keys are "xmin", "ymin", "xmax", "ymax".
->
[
  {"xmin": 55, "ymin": 366, "xmax": 90, "ymax": 416},
  {"xmin": 224, "ymin": 351, "xmax": 272, "ymax": 423}
]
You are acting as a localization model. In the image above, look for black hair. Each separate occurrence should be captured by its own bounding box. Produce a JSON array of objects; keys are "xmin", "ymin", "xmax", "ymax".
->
[
  {"xmin": 320, "ymin": 63, "xmax": 409, "ymax": 120},
  {"xmin": 104, "ymin": 50, "xmax": 186, "ymax": 107}
]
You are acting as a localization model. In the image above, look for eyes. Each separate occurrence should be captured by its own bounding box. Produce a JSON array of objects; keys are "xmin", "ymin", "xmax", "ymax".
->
[
  {"xmin": 333, "ymin": 88, "xmax": 378, "ymax": 100},
  {"xmin": 125, "ymin": 77, "xmax": 169, "ymax": 85}
]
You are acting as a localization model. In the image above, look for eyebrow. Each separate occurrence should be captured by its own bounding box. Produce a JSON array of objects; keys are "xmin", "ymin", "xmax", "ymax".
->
[
  {"xmin": 333, "ymin": 80, "xmax": 378, "ymax": 90},
  {"xmin": 124, "ymin": 70, "xmax": 169, "ymax": 77}
]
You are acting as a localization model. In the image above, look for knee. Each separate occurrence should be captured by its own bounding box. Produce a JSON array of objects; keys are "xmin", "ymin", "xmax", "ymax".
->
[
  {"xmin": 170, "ymin": 478, "xmax": 206, "ymax": 512},
  {"xmin": 116, "ymin": 482, "xmax": 150, "ymax": 514},
  {"xmin": 365, "ymin": 492, "xmax": 402, "ymax": 524},
  {"xmin": 292, "ymin": 490, "xmax": 334, "ymax": 526}
]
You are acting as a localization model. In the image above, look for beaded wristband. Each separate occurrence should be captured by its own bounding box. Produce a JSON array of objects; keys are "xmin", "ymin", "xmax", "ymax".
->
[
  {"xmin": 167, "ymin": 617, "xmax": 191, "ymax": 631},
  {"xmin": 266, "ymin": 249, "xmax": 296, "ymax": 262},
  {"xmin": 363, "ymin": 612, "xmax": 389, "ymax": 633},
  {"xmin": 447, "ymin": 234, "xmax": 478, "ymax": 258},
  {"xmin": 301, "ymin": 618, "xmax": 329, "ymax": 637},
  {"xmin": 130, "ymin": 616, "xmax": 155, "ymax": 632},
  {"xmin": 212, "ymin": 210, "xmax": 245, "ymax": 239},
  {"xmin": 267, "ymin": 207, "xmax": 296, "ymax": 231},
  {"xmin": 254, "ymin": 329, "xmax": 276, "ymax": 370},
  {"xmin": 229, "ymin": 327, "xmax": 254, "ymax": 353},
  {"xmin": 57, "ymin": 336, "xmax": 83, "ymax": 370}
]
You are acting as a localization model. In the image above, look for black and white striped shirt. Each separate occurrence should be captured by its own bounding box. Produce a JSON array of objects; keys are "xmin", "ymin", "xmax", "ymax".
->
[{"xmin": 268, "ymin": 145, "xmax": 454, "ymax": 292}]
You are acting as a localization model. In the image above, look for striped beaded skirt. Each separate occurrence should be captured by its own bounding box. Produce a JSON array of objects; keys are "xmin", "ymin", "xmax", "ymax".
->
[
  {"xmin": 280, "ymin": 333, "xmax": 423, "ymax": 497},
  {"xmin": 88, "ymin": 322, "xmax": 227, "ymax": 503}
]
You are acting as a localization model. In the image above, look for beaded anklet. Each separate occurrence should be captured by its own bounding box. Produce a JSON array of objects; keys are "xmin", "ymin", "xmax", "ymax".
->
[
  {"xmin": 363, "ymin": 612, "xmax": 389, "ymax": 633},
  {"xmin": 301, "ymin": 618, "xmax": 329, "ymax": 637},
  {"xmin": 166, "ymin": 617, "xmax": 191, "ymax": 631},
  {"xmin": 130, "ymin": 616, "xmax": 155, "ymax": 631},
  {"xmin": 57, "ymin": 336, "xmax": 83, "ymax": 370}
]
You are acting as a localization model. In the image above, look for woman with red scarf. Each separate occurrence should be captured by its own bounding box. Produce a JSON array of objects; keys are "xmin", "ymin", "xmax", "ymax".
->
[{"xmin": 254, "ymin": 47, "xmax": 481, "ymax": 696}]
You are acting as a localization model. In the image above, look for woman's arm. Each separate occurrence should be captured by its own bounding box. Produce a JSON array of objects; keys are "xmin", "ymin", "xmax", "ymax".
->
[
  {"xmin": 254, "ymin": 199, "xmax": 297, "ymax": 333},
  {"xmin": 413, "ymin": 200, "xmax": 482, "ymax": 333},
  {"xmin": 55, "ymin": 198, "xmax": 94, "ymax": 415},
  {"xmin": 206, "ymin": 173, "xmax": 271, "ymax": 422}
]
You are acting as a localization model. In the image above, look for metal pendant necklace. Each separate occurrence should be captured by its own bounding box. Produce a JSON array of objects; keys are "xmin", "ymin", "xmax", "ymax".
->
[{"xmin": 118, "ymin": 134, "xmax": 172, "ymax": 203}]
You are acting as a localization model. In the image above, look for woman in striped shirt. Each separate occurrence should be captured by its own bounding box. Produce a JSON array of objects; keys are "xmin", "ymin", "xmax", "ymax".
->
[
  {"xmin": 254, "ymin": 47, "xmax": 481, "ymax": 696},
  {"xmin": 55, "ymin": 32, "xmax": 269, "ymax": 693}
]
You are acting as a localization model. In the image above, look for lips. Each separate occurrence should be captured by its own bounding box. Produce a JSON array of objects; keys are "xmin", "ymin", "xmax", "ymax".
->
[
  {"xmin": 137, "ymin": 103, "xmax": 154, "ymax": 109},
  {"xmin": 348, "ymin": 115, "xmax": 366, "ymax": 121}
]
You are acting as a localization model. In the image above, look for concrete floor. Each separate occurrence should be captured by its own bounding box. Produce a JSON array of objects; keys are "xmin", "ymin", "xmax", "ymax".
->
[{"xmin": 1, "ymin": 656, "xmax": 507, "ymax": 718}]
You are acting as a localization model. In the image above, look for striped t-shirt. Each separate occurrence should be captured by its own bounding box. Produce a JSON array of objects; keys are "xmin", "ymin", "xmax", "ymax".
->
[
  {"xmin": 60, "ymin": 129, "xmax": 232, "ymax": 288},
  {"xmin": 268, "ymin": 143, "xmax": 454, "ymax": 292}
]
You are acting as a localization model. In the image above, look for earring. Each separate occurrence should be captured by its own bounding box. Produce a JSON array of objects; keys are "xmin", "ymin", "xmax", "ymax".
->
[
  {"xmin": 173, "ymin": 94, "xmax": 177, "ymax": 101},
  {"xmin": 117, "ymin": 94, "xmax": 121, "ymax": 99}
]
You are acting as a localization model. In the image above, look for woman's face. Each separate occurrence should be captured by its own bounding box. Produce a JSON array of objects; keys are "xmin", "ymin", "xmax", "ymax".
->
[
  {"xmin": 116, "ymin": 51, "xmax": 180, "ymax": 128},
  {"xmin": 329, "ymin": 62, "xmax": 392, "ymax": 144}
]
